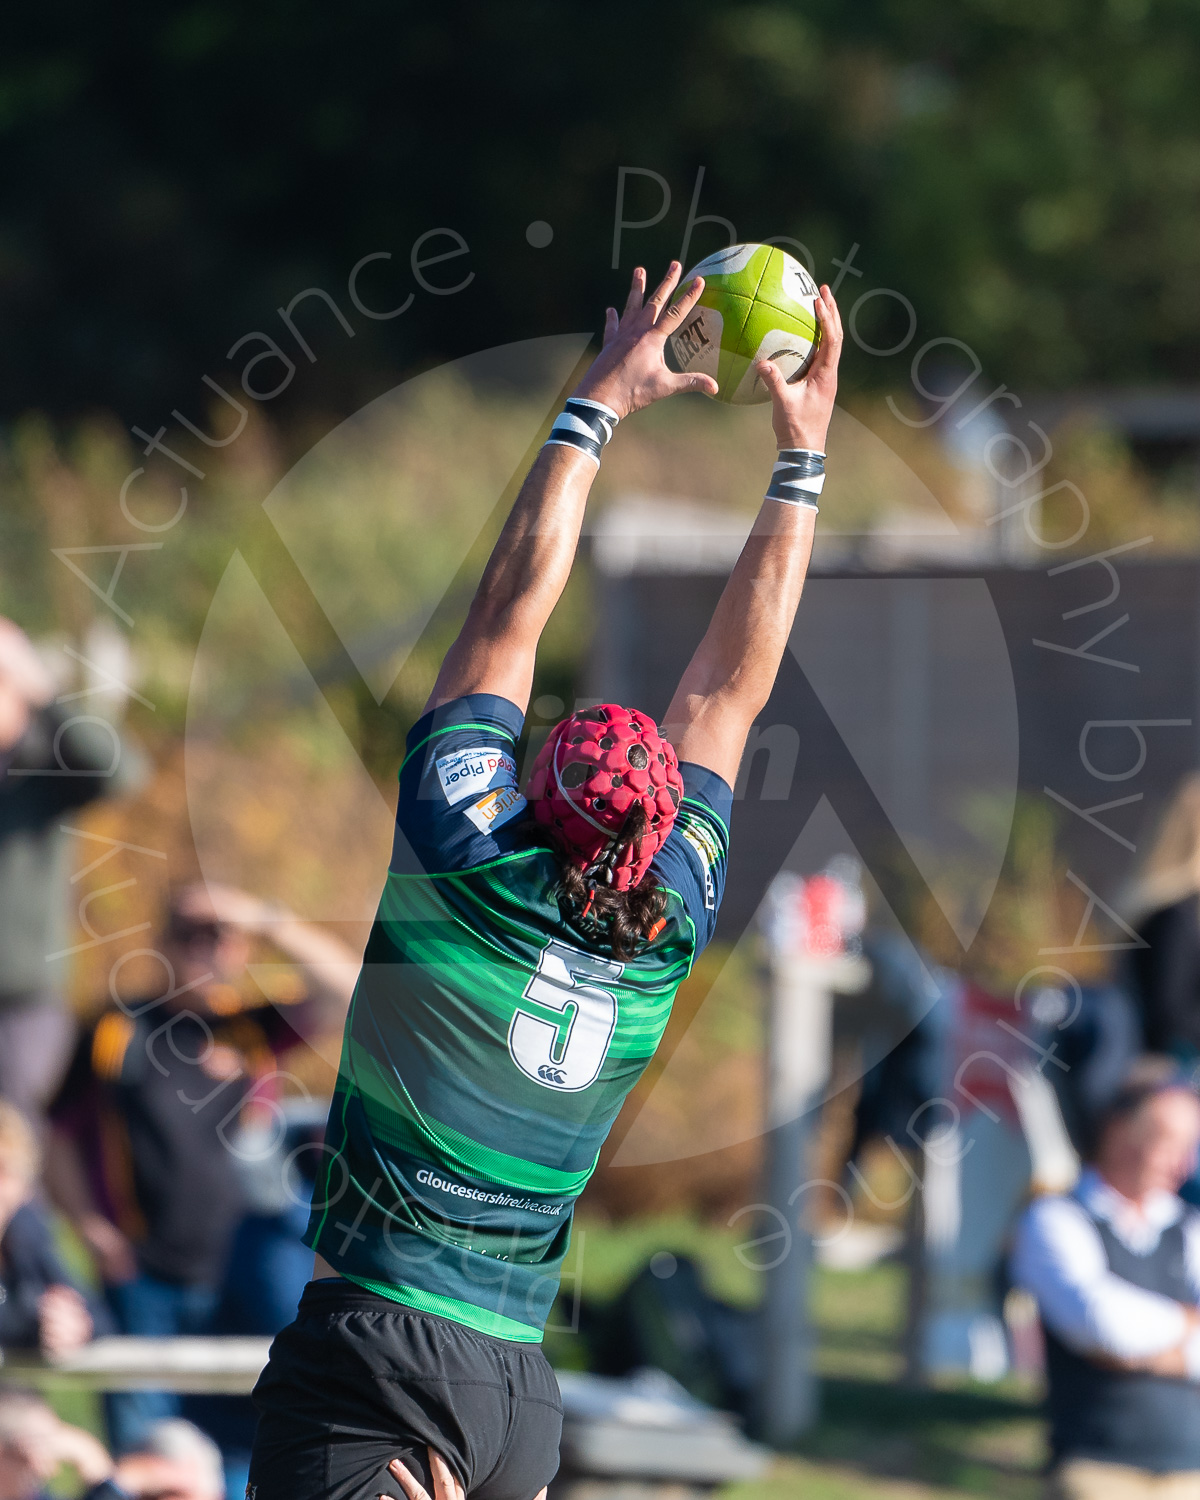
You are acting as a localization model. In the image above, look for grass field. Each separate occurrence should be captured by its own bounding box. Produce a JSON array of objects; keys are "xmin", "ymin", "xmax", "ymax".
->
[{"xmin": 559, "ymin": 1216, "xmax": 1046, "ymax": 1500}]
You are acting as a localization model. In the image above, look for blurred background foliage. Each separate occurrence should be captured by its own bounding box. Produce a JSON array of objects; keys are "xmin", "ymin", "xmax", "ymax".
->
[{"xmin": 4, "ymin": 0, "xmax": 1200, "ymax": 422}]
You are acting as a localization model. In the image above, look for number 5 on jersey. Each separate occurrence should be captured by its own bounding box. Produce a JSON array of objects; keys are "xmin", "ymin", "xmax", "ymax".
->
[{"xmin": 508, "ymin": 940, "xmax": 623, "ymax": 1091}]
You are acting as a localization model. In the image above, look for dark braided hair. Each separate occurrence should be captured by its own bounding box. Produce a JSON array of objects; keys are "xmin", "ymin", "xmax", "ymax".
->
[{"xmin": 528, "ymin": 802, "xmax": 668, "ymax": 960}]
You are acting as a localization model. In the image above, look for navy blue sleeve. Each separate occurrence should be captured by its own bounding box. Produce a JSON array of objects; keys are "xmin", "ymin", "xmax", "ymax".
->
[
  {"xmin": 649, "ymin": 762, "xmax": 733, "ymax": 954},
  {"xmin": 391, "ymin": 694, "xmax": 528, "ymax": 876}
]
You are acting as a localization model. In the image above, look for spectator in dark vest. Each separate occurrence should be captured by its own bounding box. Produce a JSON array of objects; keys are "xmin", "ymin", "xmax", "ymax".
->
[{"xmin": 1012, "ymin": 1059, "xmax": 1200, "ymax": 1500}]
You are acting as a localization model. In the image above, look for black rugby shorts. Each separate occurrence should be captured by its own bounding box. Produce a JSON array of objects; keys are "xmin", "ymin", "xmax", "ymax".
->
[{"xmin": 247, "ymin": 1280, "xmax": 562, "ymax": 1500}]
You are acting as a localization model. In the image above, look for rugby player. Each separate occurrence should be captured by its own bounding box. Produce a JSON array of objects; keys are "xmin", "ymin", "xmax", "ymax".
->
[{"xmin": 247, "ymin": 261, "xmax": 843, "ymax": 1500}]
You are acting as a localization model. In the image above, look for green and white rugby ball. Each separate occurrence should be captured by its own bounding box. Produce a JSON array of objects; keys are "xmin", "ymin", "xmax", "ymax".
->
[{"xmin": 665, "ymin": 242, "xmax": 821, "ymax": 405}]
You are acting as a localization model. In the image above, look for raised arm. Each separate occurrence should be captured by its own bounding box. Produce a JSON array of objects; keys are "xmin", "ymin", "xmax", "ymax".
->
[
  {"xmin": 662, "ymin": 286, "xmax": 843, "ymax": 785},
  {"xmin": 425, "ymin": 262, "xmax": 718, "ymax": 714}
]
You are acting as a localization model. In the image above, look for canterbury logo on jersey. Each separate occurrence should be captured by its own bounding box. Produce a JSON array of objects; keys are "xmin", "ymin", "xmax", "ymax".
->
[{"xmin": 435, "ymin": 745, "xmax": 518, "ymax": 805}]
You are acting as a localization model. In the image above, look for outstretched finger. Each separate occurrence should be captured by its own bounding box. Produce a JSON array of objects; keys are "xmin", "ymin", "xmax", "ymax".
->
[
  {"xmin": 829, "ymin": 285, "xmax": 844, "ymax": 341},
  {"xmin": 808, "ymin": 296, "xmax": 842, "ymax": 385},
  {"xmin": 820, "ymin": 284, "xmax": 843, "ymax": 344},
  {"xmin": 428, "ymin": 1450, "xmax": 466, "ymax": 1500},
  {"xmin": 644, "ymin": 260, "xmax": 683, "ymax": 321},
  {"xmin": 602, "ymin": 306, "xmax": 619, "ymax": 348},
  {"xmin": 386, "ymin": 1458, "xmax": 430, "ymax": 1500},
  {"xmin": 623, "ymin": 267, "xmax": 647, "ymax": 319},
  {"xmin": 755, "ymin": 358, "xmax": 789, "ymax": 400},
  {"xmin": 811, "ymin": 285, "xmax": 843, "ymax": 359},
  {"xmin": 655, "ymin": 275, "xmax": 706, "ymax": 336}
]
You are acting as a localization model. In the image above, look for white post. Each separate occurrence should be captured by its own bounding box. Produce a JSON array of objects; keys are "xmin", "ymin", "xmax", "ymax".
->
[{"xmin": 759, "ymin": 936, "xmax": 869, "ymax": 1446}]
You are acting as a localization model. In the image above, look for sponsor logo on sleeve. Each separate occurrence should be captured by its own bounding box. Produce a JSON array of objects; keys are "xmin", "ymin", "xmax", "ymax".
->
[
  {"xmin": 681, "ymin": 817, "xmax": 722, "ymax": 910},
  {"xmin": 435, "ymin": 745, "xmax": 517, "ymax": 805},
  {"xmin": 464, "ymin": 784, "xmax": 527, "ymax": 835}
]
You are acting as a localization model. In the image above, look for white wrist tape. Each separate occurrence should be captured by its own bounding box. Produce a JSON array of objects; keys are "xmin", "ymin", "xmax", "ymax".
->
[
  {"xmin": 765, "ymin": 448, "xmax": 825, "ymax": 508},
  {"xmin": 544, "ymin": 398, "xmax": 620, "ymax": 464}
]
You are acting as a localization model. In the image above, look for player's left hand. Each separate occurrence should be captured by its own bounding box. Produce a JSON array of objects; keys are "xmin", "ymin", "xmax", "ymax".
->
[
  {"xmin": 755, "ymin": 283, "xmax": 843, "ymax": 452},
  {"xmin": 572, "ymin": 261, "xmax": 720, "ymax": 418}
]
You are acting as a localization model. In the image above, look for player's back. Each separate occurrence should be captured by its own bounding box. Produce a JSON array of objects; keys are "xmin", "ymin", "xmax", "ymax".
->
[{"xmin": 305, "ymin": 694, "xmax": 730, "ymax": 1343}]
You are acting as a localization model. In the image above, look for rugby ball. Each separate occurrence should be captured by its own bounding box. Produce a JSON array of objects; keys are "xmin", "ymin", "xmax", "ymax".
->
[{"xmin": 665, "ymin": 243, "xmax": 820, "ymax": 405}]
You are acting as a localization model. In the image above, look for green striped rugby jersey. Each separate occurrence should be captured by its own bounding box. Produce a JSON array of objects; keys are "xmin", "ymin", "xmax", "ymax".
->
[{"xmin": 305, "ymin": 694, "xmax": 732, "ymax": 1342}]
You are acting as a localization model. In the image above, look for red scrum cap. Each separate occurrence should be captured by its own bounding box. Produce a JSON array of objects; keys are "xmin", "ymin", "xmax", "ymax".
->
[{"xmin": 527, "ymin": 704, "xmax": 683, "ymax": 891}]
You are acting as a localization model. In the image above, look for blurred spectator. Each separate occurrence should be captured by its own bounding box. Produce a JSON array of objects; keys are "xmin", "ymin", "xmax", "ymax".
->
[
  {"xmin": 1036, "ymin": 982, "xmax": 1142, "ymax": 1160},
  {"xmin": 0, "ymin": 1392, "xmax": 220, "ymax": 1500},
  {"xmin": 1124, "ymin": 775, "xmax": 1200, "ymax": 1061},
  {"xmin": 129, "ymin": 1420, "xmax": 224, "ymax": 1500},
  {"xmin": 0, "ymin": 1389, "xmax": 112, "ymax": 1500},
  {"xmin": 43, "ymin": 882, "xmax": 354, "ymax": 1454},
  {"xmin": 1012, "ymin": 1060, "xmax": 1200, "ymax": 1499},
  {"xmin": 844, "ymin": 930, "xmax": 950, "ymax": 1166},
  {"xmin": 0, "ymin": 1099, "xmax": 103, "ymax": 1356},
  {"xmin": 0, "ymin": 618, "xmax": 144, "ymax": 1120}
]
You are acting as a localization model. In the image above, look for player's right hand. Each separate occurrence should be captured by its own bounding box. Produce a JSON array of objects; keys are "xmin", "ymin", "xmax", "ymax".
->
[
  {"xmin": 755, "ymin": 283, "xmax": 843, "ymax": 452},
  {"xmin": 384, "ymin": 1450, "xmax": 544, "ymax": 1500},
  {"xmin": 385, "ymin": 1450, "xmax": 464, "ymax": 1500},
  {"xmin": 572, "ymin": 262, "xmax": 720, "ymax": 418}
]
